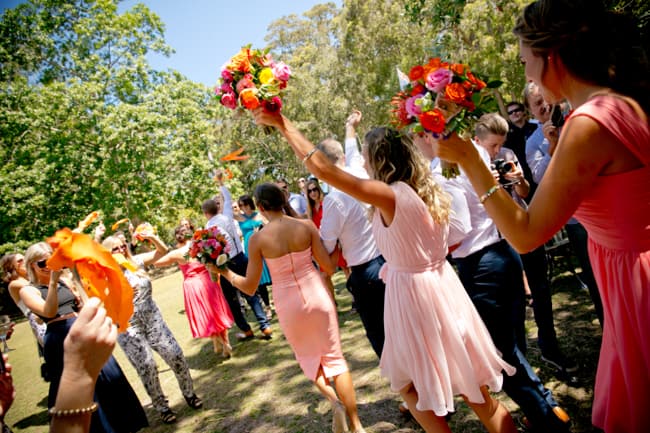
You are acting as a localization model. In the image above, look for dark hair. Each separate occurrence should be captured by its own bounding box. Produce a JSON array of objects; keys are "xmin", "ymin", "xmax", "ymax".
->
[
  {"xmin": 201, "ymin": 199, "xmax": 219, "ymax": 216},
  {"xmin": 506, "ymin": 101, "xmax": 525, "ymax": 112},
  {"xmin": 254, "ymin": 183, "xmax": 297, "ymax": 217},
  {"xmin": 174, "ymin": 225, "xmax": 193, "ymax": 244},
  {"xmin": 238, "ymin": 194, "xmax": 256, "ymax": 210},
  {"xmin": 514, "ymin": 0, "xmax": 649, "ymax": 114},
  {"xmin": 306, "ymin": 179, "xmax": 324, "ymax": 220}
]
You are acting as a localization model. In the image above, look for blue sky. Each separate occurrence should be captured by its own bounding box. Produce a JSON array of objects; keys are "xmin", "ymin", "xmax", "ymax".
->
[{"xmin": 1, "ymin": 0, "xmax": 341, "ymax": 87}]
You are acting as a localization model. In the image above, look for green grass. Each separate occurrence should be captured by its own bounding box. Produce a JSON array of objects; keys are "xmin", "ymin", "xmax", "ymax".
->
[{"xmin": 5, "ymin": 262, "xmax": 602, "ymax": 433}]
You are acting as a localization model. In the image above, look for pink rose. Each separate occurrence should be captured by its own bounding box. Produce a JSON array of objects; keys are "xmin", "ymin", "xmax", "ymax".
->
[
  {"xmin": 220, "ymin": 92, "xmax": 237, "ymax": 109},
  {"xmin": 221, "ymin": 69, "xmax": 233, "ymax": 82},
  {"xmin": 272, "ymin": 62, "xmax": 291, "ymax": 82},
  {"xmin": 262, "ymin": 96, "xmax": 283, "ymax": 113},
  {"xmin": 426, "ymin": 68, "xmax": 453, "ymax": 93},
  {"xmin": 405, "ymin": 95, "xmax": 422, "ymax": 117},
  {"xmin": 236, "ymin": 77, "xmax": 255, "ymax": 93}
]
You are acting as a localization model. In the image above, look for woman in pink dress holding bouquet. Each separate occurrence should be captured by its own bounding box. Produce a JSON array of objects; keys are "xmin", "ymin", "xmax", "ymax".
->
[
  {"xmin": 153, "ymin": 225, "xmax": 234, "ymax": 358},
  {"xmin": 434, "ymin": 1, "xmax": 650, "ymax": 431}
]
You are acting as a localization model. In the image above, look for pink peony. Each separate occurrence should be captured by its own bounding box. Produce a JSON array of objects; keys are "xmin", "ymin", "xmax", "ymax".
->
[
  {"xmin": 221, "ymin": 69, "xmax": 233, "ymax": 82},
  {"xmin": 220, "ymin": 92, "xmax": 237, "ymax": 109},
  {"xmin": 236, "ymin": 77, "xmax": 255, "ymax": 94},
  {"xmin": 405, "ymin": 95, "xmax": 423, "ymax": 117},
  {"xmin": 272, "ymin": 62, "xmax": 291, "ymax": 82},
  {"xmin": 426, "ymin": 68, "xmax": 453, "ymax": 93}
]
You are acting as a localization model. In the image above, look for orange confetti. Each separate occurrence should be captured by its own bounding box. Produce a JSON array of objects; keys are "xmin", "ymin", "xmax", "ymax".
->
[
  {"xmin": 111, "ymin": 218, "xmax": 130, "ymax": 231},
  {"xmin": 221, "ymin": 147, "xmax": 249, "ymax": 162},
  {"xmin": 46, "ymin": 228, "xmax": 134, "ymax": 331}
]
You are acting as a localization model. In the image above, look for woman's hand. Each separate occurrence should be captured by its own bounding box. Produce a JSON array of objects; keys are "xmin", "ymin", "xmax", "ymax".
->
[
  {"xmin": 432, "ymin": 132, "xmax": 479, "ymax": 166},
  {"xmin": 61, "ymin": 297, "xmax": 117, "ymax": 385},
  {"xmin": 252, "ymin": 107, "xmax": 284, "ymax": 129}
]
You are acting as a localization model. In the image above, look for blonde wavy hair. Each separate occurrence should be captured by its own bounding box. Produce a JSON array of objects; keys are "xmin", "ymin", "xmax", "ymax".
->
[{"xmin": 363, "ymin": 127, "xmax": 451, "ymax": 224}]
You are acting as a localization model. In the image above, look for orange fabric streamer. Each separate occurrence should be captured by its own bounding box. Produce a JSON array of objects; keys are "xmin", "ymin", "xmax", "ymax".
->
[
  {"xmin": 77, "ymin": 211, "xmax": 99, "ymax": 231},
  {"xmin": 111, "ymin": 218, "xmax": 130, "ymax": 231},
  {"xmin": 220, "ymin": 147, "xmax": 249, "ymax": 161},
  {"xmin": 46, "ymin": 228, "xmax": 134, "ymax": 332}
]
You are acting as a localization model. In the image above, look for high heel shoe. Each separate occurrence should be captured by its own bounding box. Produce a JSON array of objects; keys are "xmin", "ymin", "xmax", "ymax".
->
[
  {"xmin": 222, "ymin": 342, "xmax": 233, "ymax": 359},
  {"xmin": 331, "ymin": 401, "xmax": 348, "ymax": 433}
]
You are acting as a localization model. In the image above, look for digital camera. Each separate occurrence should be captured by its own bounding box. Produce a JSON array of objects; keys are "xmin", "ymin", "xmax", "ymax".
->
[{"xmin": 492, "ymin": 159, "xmax": 516, "ymax": 184}]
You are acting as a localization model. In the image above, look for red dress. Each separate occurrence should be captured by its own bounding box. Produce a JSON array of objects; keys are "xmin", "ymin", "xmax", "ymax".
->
[
  {"xmin": 570, "ymin": 95, "xmax": 650, "ymax": 432},
  {"xmin": 312, "ymin": 203, "xmax": 347, "ymax": 268}
]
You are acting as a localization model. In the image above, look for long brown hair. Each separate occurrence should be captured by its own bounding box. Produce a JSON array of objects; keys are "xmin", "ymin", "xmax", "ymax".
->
[{"xmin": 363, "ymin": 127, "xmax": 450, "ymax": 224}]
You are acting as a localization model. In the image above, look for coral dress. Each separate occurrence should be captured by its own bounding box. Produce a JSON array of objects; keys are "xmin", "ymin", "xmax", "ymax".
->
[
  {"xmin": 265, "ymin": 248, "xmax": 347, "ymax": 380},
  {"xmin": 179, "ymin": 261, "xmax": 233, "ymax": 338},
  {"xmin": 374, "ymin": 182, "xmax": 514, "ymax": 415},
  {"xmin": 570, "ymin": 95, "xmax": 650, "ymax": 433}
]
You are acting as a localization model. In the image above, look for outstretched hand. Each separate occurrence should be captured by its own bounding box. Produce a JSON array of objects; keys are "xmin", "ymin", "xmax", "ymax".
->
[
  {"xmin": 346, "ymin": 110, "xmax": 362, "ymax": 128},
  {"xmin": 253, "ymin": 107, "xmax": 284, "ymax": 129}
]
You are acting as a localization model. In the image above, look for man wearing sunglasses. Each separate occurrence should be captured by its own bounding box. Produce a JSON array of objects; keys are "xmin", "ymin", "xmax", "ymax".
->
[{"xmin": 503, "ymin": 101, "xmax": 538, "ymax": 201}]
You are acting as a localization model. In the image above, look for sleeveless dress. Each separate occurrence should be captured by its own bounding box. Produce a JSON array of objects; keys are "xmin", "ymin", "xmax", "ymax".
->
[
  {"xmin": 36, "ymin": 283, "xmax": 148, "ymax": 433},
  {"xmin": 239, "ymin": 213, "xmax": 272, "ymax": 285},
  {"xmin": 179, "ymin": 261, "xmax": 233, "ymax": 338},
  {"xmin": 569, "ymin": 95, "xmax": 650, "ymax": 433},
  {"xmin": 373, "ymin": 182, "xmax": 514, "ymax": 415},
  {"xmin": 265, "ymin": 248, "xmax": 347, "ymax": 380}
]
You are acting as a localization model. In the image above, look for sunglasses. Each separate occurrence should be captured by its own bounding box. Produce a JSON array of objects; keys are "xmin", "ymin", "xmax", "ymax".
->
[
  {"xmin": 111, "ymin": 244, "xmax": 127, "ymax": 253},
  {"xmin": 308, "ymin": 188, "xmax": 319, "ymax": 193},
  {"xmin": 507, "ymin": 108, "xmax": 524, "ymax": 115},
  {"xmin": 36, "ymin": 259, "xmax": 48, "ymax": 269}
]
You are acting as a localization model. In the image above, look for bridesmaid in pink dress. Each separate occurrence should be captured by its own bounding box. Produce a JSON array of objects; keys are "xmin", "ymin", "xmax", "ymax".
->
[
  {"xmin": 252, "ymin": 118, "xmax": 518, "ymax": 431},
  {"xmin": 434, "ymin": 1, "xmax": 649, "ymax": 431},
  {"xmin": 153, "ymin": 225, "xmax": 234, "ymax": 358},
  {"xmin": 211, "ymin": 184, "xmax": 365, "ymax": 433}
]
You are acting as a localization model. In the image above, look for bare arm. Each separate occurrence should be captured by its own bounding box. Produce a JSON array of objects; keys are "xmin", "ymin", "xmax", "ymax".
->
[
  {"xmin": 254, "ymin": 110, "xmax": 398, "ymax": 225},
  {"xmin": 151, "ymin": 247, "xmax": 186, "ymax": 268},
  {"xmin": 20, "ymin": 271, "xmax": 62, "ymax": 318},
  {"xmin": 435, "ymin": 116, "xmax": 615, "ymax": 252},
  {"xmin": 214, "ymin": 232, "xmax": 264, "ymax": 296},
  {"xmin": 133, "ymin": 234, "xmax": 169, "ymax": 266},
  {"xmin": 311, "ymin": 223, "xmax": 335, "ymax": 275}
]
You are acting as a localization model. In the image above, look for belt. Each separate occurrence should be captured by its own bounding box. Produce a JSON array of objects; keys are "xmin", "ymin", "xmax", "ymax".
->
[{"xmin": 47, "ymin": 312, "xmax": 78, "ymax": 325}]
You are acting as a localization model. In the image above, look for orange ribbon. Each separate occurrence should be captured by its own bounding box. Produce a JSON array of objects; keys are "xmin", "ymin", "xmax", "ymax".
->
[
  {"xmin": 77, "ymin": 211, "xmax": 99, "ymax": 231},
  {"xmin": 47, "ymin": 228, "xmax": 134, "ymax": 331},
  {"xmin": 220, "ymin": 147, "xmax": 249, "ymax": 161}
]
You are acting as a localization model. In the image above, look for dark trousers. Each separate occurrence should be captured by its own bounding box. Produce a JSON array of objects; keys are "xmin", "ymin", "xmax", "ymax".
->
[
  {"xmin": 453, "ymin": 240, "xmax": 569, "ymax": 432},
  {"xmin": 520, "ymin": 245, "xmax": 561, "ymax": 355},
  {"xmin": 565, "ymin": 222, "xmax": 604, "ymax": 326},
  {"xmin": 219, "ymin": 252, "xmax": 270, "ymax": 332},
  {"xmin": 347, "ymin": 255, "xmax": 386, "ymax": 358}
]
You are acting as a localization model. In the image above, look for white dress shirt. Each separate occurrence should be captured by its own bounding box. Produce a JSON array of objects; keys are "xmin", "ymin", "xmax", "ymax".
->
[
  {"xmin": 206, "ymin": 214, "xmax": 242, "ymax": 258},
  {"xmin": 446, "ymin": 144, "xmax": 502, "ymax": 258},
  {"xmin": 430, "ymin": 158, "xmax": 472, "ymax": 248},
  {"xmin": 318, "ymin": 137, "xmax": 380, "ymax": 266}
]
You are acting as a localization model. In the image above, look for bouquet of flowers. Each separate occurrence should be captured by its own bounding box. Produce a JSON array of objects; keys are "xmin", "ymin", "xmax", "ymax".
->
[
  {"xmin": 132, "ymin": 222, "xmax": 156, "ymax": 242},
  {"xmin": 391, "ymin": 57, "xmax": 499, "ymax": 177},
  {"xmin": 215, "ymin": 45, "xmax": 291, "ymax": 121},
  {"xmin": 186, "ymin": 226, "xmax": 231, "ymax": 271}
]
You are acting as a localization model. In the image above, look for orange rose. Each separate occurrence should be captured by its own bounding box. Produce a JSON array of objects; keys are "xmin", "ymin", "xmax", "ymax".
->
[
  {"xmin": 409, "ymin": 65, "xmax": 425, "ymax": 81},
  {"xmin": 445, "ymin": 82, "xmax": 468, "ymax": 104},
  {"xmin": 419, "ymin": 109, "xmax": 446, "ymax": 134},
  {"xmin": 239, "ymin": 88, "xmax": 260, "ymax": 110},
  {"xmin": 467, "ymin": 71, "xmax": 486, "ymax": 90},
  {"xmin": 228, "ymin": 48, "xmax": 251, "ymax": 73},
  {"xmin": 450, "ymin": 63, "xmax": 465, "ymax": 75}
]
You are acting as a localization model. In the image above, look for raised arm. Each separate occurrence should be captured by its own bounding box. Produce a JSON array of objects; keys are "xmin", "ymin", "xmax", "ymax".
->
[
  {"xmin": 151, "ymin": 246, "xmax": 186, "ymax": 268},
  {"xmin": 20, "ymin": 270, "xmax": 62, "ymax": 319},
  {"xmin": 434, "ymin": 116, "xmax": 616, "ymax": 252},
  {"xmin": 344, "ymin": 110, "xmax": 365, "ymax": 170},
  {"xmin": 253, "ymin": 109, "xmax": 398, "ymax": 225},
  {"xmin": 133, "ymin": 233, "xmax": 169, "ymax": 266}
]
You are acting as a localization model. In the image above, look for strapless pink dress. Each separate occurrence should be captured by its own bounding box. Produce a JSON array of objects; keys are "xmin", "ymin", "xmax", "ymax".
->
[
  {"xmin": 265, "ymin": 248, "xmax": 347, "ymax": 380},
  {"xmin": 179, "ymin": 261, "xmax": 233, "ymax": 338},
  {"xmin": 570, "ymin": 95, "xmax": 650, "ymax": 433}
]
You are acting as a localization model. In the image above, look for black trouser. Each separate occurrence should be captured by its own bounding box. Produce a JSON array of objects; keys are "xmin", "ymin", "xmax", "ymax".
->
[{"xmin": 347, "ymin": 255, "xmax": 386, "ymax": 358}]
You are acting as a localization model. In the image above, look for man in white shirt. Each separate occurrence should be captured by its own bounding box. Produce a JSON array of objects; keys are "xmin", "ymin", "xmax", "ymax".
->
[
  {"xmin": 314, "ymin": 110, "xmax": 386, "ymax": 358},
  {"xmin": 202, "ymin": 198, "xmax": 272, "ymax": 340}
]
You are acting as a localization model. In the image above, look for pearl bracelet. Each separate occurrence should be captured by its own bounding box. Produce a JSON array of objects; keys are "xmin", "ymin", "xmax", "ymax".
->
[{"xmin": 48, "ymin": 402, "xmax": 98, "ymax": 417}]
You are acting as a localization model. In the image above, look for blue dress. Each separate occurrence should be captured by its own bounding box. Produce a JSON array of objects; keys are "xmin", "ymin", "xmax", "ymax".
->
[{"xmin": 238, "ymin": 212, "xmax": 271, "ymax": 285}]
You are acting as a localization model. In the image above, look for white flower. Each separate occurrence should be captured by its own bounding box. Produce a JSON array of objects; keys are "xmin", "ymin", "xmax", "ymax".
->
[{"xmin": 216, "ymin": 254, "xmax": 228, "ymax": 267}]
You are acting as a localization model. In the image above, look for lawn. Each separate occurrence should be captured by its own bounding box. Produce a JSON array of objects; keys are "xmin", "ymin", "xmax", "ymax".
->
[{"xmin": 5, "ymin": 259, "xmax": 602, "ymax": 433}]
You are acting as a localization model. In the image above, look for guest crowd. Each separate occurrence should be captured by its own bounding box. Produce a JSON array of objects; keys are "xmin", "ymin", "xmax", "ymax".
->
[{"xmin": 0, "ymin": 0, "xmax": 648, "ymax": 432}]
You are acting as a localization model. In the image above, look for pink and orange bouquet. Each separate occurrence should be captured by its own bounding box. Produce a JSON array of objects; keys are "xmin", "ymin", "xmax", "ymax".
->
[
  {"xmin": 215, "ymin": 45, "xmax": 291, "ymax": 115},
  {"xmin": 132, "ymin": 222, "xmax": 156, "ymax": 242},
  {"xmin": 186, "ymin": 226, "xmax": 231, "ymax": 270},
  {"xmin": 391, "ymin": 58, "xmax": 499, "ymax": 177}
]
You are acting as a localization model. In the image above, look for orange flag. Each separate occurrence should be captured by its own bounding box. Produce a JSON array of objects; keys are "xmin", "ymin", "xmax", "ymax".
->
[
  {"xmin": 46, "ymin": 228, "xmax": 134, "ymax": 331},
  {"xmin": 220, "ymin": 147, "xmax": 249, "ymax": 161}
]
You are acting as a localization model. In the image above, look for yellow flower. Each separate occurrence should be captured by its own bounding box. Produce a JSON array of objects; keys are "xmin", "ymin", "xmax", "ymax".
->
[{"xmin": 258, "ymin": 67, "xmax": 274, "ymax": 85}]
